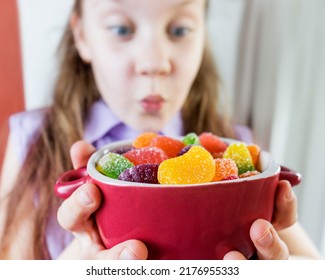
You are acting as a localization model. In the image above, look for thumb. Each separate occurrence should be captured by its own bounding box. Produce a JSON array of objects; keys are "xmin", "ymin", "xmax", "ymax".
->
[{"xmin": 250, "ymin": 219, "xmax": 289, "ymax": 260}]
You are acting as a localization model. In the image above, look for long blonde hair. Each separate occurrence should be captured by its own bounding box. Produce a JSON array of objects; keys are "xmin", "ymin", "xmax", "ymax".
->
[{"xmin": 0, "ymin": 0, "xmax": 234, "ymax": 259}]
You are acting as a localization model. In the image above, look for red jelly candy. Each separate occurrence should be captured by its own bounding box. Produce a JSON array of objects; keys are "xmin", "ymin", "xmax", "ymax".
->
[
  {"xmin": 123, "ymin": 147, "xmax": 168, "ymax": 166},
  {"xmin": 150, "ymin": 135, "xmax": 185, "ymax": 158},
  {"xmin": 199, "ymin": 132, "xmax": 228, "ymax": 157}
]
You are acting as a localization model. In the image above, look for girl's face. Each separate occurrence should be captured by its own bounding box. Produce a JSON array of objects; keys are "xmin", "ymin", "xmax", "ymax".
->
[{"xmin": 72, "ymin": 0, "xmax": 205, "ymax": 131}]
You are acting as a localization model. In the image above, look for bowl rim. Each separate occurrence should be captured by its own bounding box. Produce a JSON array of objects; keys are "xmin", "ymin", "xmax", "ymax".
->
[{"xmin": 87, "ymin": 138, "xmax": 281, "ymax": 187}]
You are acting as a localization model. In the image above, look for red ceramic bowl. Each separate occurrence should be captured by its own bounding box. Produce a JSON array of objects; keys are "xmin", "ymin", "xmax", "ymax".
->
[{"xmin": 55, "ymin": 138, "xmax": 301, "ymax": 260}]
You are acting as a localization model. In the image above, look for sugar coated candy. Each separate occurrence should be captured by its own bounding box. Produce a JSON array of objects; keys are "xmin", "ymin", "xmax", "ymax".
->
[
  {"xmin": 96, "ymin": 152, "xmax": 134, "ymax": 179},
  {"xmin": 199, "ymin": 132, "xmax": 228, "ymax": 158},
  {"xmin": 182, "ymin": 132, "xmax": 200, "ymax": 146},
  {"xmin": 158, "ymin": 146, "xmax": 215, "ymax": 185},
  {"xmin": 150, "ymin": 135, "xmax": 185, "ymax": 158},
  {"xmin": 239, "ymin": 170, "xmax": 261, "ymax": 178},
  {"xmin": 132, "ymin": 132, "xmax": 158, "ymax": 148},
  {"xmin": 123, "ymin": 147, "xmax": 168, "ymax": 166},
  {"xmin": 118, "ymin": 163, "xmax": 159, "ymax": 184},
  {"xmin": 212, "ymin": 158, "xmax": 238, "ymax": 182},
  {"xmin": 96, "ymin": 131, "xmax": 263, "ymax": 185},
  {"xmin": 247, "ymin": 144, "xmax": 261, "ymax": 168},
  {"xmin": 223, "ymin": 143, "xmax": 255, "ymax": 175}
]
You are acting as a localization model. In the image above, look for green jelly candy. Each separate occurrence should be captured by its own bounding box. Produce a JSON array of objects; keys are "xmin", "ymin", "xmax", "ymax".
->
[
  {"xmin": 223, "ymin": 143, "xmax": 255, "ymax": 175},
  {"xmin": 96, "ymin": 152, "xmax": 134, "ymax": 179},
  {"xmin": 182, "ymin": 132, "xmax": 201, "ymax": 146}
]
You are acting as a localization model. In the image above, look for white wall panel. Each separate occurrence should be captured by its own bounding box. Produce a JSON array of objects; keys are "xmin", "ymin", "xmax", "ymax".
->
[{"xmin": 17, "ymin": 0, "xmax": 73, "ymax": 110}]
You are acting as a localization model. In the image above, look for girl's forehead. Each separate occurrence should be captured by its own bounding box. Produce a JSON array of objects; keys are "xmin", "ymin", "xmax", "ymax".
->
[{"xmin": 84, "ymin": 0, "xmax": 205, "ymax": 10}]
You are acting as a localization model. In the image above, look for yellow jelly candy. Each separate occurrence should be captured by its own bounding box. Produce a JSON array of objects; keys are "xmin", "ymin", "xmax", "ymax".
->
[
  {"xmin": 223, "ymin": 142, "xmax": 255, "ymax": 175},
  {"xmin": 157, "ymin": 146, "xmax": 215, "ymax": 185}
]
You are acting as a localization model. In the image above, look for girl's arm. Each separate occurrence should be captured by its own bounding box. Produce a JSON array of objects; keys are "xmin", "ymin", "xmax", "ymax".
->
[{"xmin": 280, "ymin": 222, "xmax": 322, "ymax": 259}]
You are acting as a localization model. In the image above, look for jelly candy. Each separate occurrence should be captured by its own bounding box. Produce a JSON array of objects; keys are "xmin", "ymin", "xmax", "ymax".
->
[
  {"xmin": 118, "ymin": 164, "xmax": 159, "ymax": 184},
  {"xmin": 133, "ymin": 132, "xmax": 158, "ymax": 148},
  {"xmin": 223, "ymin": 143, "xmax": 255, "ymax": 175},
  {"xmin": 182, "ymin": 132, "xmax": 200, "ymax": 146},
  {"xmin": 178, "ymin": 145, "xmax": 192, "ymax": 156},
  {"xmin": 247, "ymin": 144, "xmax": 261, "ymax": 167},
  {"xmin": 199, "ymin": 132, "xmax": 228, "ymax": 158},
  {"xmin": 223, "ymin": 174, "xmax": 239, "ymax": 181},
  {"xmin": 158, "ymin": 146, "xmax": 215, "ymax": 185},
  {"xmin": 150, "ymin": 135, "xmax": 185, "ymax": 158},
  {"xmin": 97, "ymin": 152, "xmax": 134, "ymax": 179},
  {"xmin": 211, "ymin": 158, "xmax": 238, "ymax": 182},
  {"xmin": 239, "ymin": 170, "xmax": 261, "ymax": 178},
  {"xmin": 123, "ymin": 147, "xmax": 168, "ymax": 166},
  {"xmin": 111, "ymin": 145, "xmax": 134, "ymax": 155}
]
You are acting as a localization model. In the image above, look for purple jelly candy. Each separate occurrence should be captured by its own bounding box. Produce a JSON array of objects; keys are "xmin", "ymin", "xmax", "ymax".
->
[
  {"xmin": 118, "ymin": 164, "xmax": 159, "ymax": 184},
  {"xmin": 111, "ymin": 145, "xmax": 134, "ymax": 155},
  {"xmin": 178, "ymin": 145, "xmax": 192, "ymax": 156}
]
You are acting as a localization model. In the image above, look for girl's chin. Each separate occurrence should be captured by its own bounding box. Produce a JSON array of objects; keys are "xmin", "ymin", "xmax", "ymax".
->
[{"xmin": 128, "ymin": 116, "xmax": 167, "ymax": 132}]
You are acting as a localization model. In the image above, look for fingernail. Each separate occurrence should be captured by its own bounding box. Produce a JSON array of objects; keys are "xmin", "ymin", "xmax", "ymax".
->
[
  {"xmin": 257, "ymin": 229, "xmax": 273, "ymax": 247},
  {"xmin": 119, "ymin": 248, "xmax": 137, "ymax": 260},
  {"xmin": 77, "ymin": 189, "xmax": 93, "ymax": 205}
]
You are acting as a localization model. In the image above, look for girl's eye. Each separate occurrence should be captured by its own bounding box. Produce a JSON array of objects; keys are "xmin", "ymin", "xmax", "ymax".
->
[
  {"xmin": 108, "ymin": 25, "xmax": 133, "ymax": 38},
  {"xmin": 169, "ymin": 26, "xmax": 191, "ymax": 38}
]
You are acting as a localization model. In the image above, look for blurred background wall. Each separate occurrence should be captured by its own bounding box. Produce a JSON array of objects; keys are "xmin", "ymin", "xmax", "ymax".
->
[{"xmin": 1, "ymin": 0, "xmax": 324, "ymax": 258}]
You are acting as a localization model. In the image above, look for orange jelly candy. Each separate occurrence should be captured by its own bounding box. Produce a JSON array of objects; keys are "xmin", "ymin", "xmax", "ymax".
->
[
  {"xmin": 157, "ymin": 146, "xmax": 215, "ymax": 185},
  {"xmin": 212, "ymin": 158, "xmax": 238, "ymax": 182},
  {"xmin": 247, "ymin": 144, "xmax": 261, "ymax": 167},
  {"xmin": 132, "ymin": 132, "xmax": 158, "ymax": 148}
]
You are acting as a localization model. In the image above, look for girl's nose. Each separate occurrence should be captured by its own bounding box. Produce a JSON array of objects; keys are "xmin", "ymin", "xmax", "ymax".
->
[{"xmin": 134, "ymin": 39, "xmax": 172, "ymax": 76}]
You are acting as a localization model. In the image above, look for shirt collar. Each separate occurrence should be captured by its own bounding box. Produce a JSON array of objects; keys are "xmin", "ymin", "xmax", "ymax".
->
[{"xmin": 83, "ymin": 99, "xmax": 184, "ymax": 144}]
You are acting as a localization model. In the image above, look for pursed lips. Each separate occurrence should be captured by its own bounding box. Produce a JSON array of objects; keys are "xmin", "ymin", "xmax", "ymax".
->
[{"xmin": 140, "ymin": 94, "xmax": 165, "ymax": 113}]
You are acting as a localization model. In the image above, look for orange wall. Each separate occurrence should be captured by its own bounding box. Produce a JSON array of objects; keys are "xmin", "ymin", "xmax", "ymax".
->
[{"xmin": 0, "ymin": 0, "xmax": 25, "ymax": 169}]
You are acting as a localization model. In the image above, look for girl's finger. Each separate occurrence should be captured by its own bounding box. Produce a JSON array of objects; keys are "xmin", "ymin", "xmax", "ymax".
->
[
  {"xmin": 223, "ymin": 251, "xmax": 247, "ymax": 260},
  {"xmin": 272, "ymin": 180, "xmax": 298, "ymax": 231},
  {"xmin": 250, "ymin": 219, "xmax": 289, "ymax": 260},
  {"xmin": 70, "ymin": 140, "xmax": 96, "ymax": 169},
  {"xmin": 93, "ymin": 240, "xmax": 148, "ymax": 260},
  {"xmin": 57, "ymin": 183, "xmax": 101, "ymax": 233}
]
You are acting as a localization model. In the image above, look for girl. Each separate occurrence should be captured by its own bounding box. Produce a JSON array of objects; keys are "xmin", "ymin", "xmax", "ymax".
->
[{"xmin": 0, "ymin": 0, "xmax": 320, "ymax": 259}]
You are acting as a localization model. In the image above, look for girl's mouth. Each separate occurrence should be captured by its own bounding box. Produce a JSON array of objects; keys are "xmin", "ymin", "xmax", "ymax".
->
[{"xmin": 141, "ymin": 95, "xmax": 165, "ymax": 113}]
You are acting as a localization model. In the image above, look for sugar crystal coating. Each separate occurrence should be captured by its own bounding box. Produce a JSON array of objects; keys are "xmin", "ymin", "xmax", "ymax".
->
[
  {"xmin": 212, "ymin": 158, "xmax": 238, "ymax": 182},
  {"xmin": 123, "ymin": 147, "xmax": 168, "ymax": 166},
  {"xmin": 158, "ymin": 146, "xmax": 215, "ymax": 185},
  {"xmin": 239, "ymin": 170, "xmax": 261, "ymax": 178},
  {"xmin": 199, "ymin": 132, "xmax": 228, "ymax": 157},
  {"xmin": 118, "ymin": 164, "xmax": 159, "ymax": 184},
  {"xmin": 133, "ymin": 132, "xmax": 158, "ymax": 148},
  {"xmin": 223, "ymin": 143, "xmax": 255, "ymax": 175},
  {"xmin": 182, "ymin": 132, "xmax": 200, "ymax": 146},
  {"xmin": 150, "ymin": 135, "xmax": 185, "ymax": 158},
  {"xmin": 97, "ymin": 152, "xmax": 134, "ymax": 179},
  {"xmin": 247, "ymin": 144, "xmax": 261, "ymax": 167}
]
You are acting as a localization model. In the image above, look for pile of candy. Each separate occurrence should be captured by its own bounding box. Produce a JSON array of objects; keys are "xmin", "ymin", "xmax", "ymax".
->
[{"xmin": 96, "ymin": 132, "xmax": 261, "ymax": 185}]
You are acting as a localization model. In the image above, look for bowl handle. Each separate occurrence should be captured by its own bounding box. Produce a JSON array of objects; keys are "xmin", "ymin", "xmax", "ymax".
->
[
  {"xmin": 54, "ymin": 167, "xmax": 89, "ymax": 199},
  {"xmin": 279, "ymin": 165, "xmax": 302, "ymax": 187}
]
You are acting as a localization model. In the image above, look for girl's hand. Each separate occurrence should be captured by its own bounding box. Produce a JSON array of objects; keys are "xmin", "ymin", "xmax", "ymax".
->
[
  {"xmin": 223, "ymin": 180, "xmax": 296, "ymax": 260},
  {"xmin": 57, "ymin": 141, "xmax": 148, "ymax": 260}
]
